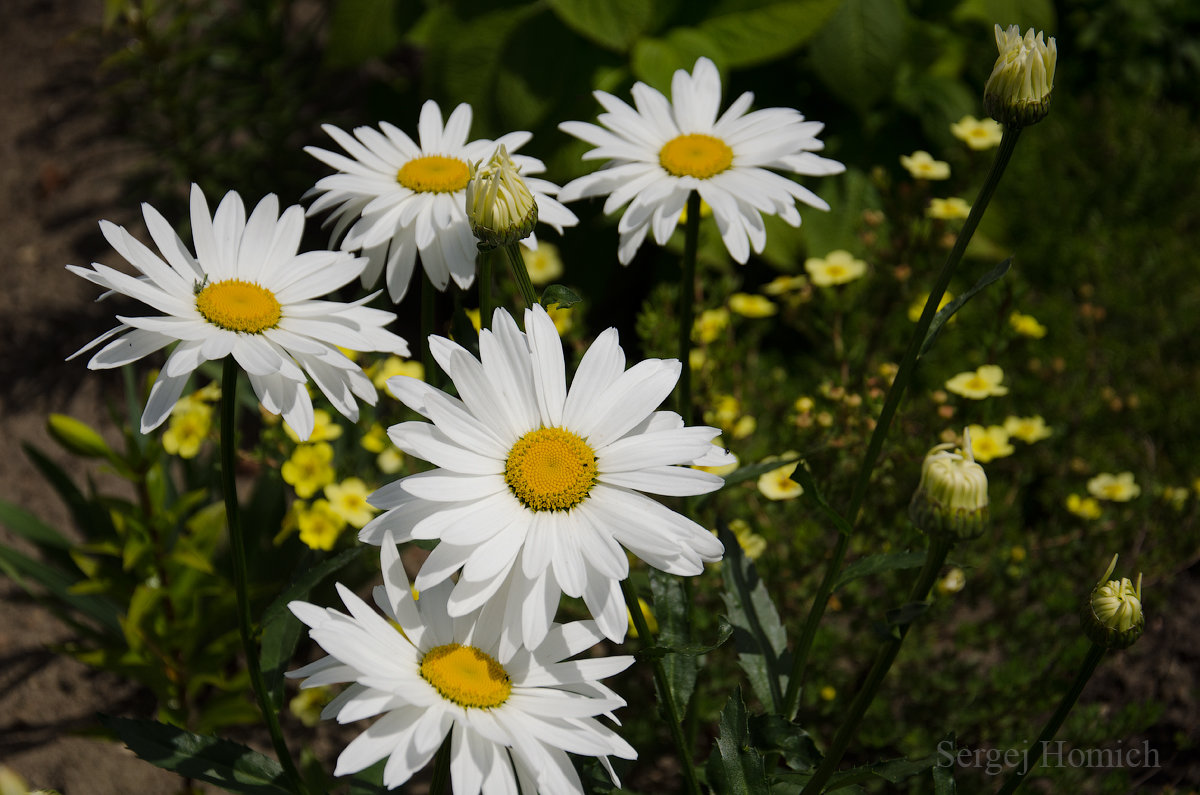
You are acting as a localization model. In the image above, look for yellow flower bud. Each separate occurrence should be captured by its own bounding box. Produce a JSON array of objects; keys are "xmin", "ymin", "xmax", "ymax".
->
[
  {"xmin": 1080, "ymin": 554, "xmax": 1144, "ymax": 650},
  {"xmin": 909, "ymin": 431, "xmax": 989, "ymax": 541},
  {"xmin": 984, "ymin": 25, "xmax": 1057, "ymax": 128},
  {"xmin": 466, "ymin": 145, "xmax": 537, "ymax": 250}
]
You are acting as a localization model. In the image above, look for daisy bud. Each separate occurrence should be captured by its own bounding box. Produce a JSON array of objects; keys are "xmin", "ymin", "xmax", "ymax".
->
[
  {"xmin": 466, "ymin": 145, "xmax": 537, "ymax": 251},
  {"xmin": 909, "ymin": 430, "xmax": 989, "ymax": 541},
  {"xmin": 984, "ymin": 24, "xmax": 1057, "ymax": 128},
  {"xmin": 1080, "ymin": 554, "xmax": 1144, "ymax": 650}
]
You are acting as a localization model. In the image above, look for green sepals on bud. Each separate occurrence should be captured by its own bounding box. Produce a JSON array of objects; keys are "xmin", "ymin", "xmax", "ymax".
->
[
  {"xmin": 909, "ymin": 430, "xmax": 989, "ymax": 541},
  {"xmin": 1080, "ymin": 554, "xmax": 1144, "ymax": 650},
  {"xmin": 984, "ymin": 24, "xmax": 1057, "ymax": 128},
  {"xmin": 466, "ymin": 145, "xmax": 538, "ymax": 251},
  {"xmin": 47, "ymin": 413, "xmax": 115, "ymax": 460}
]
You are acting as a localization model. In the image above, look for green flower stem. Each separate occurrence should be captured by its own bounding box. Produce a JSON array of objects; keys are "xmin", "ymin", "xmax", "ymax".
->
[
  {"xmin": 421, "ymin": 270, "xmax": 437, "ymax": 383},
  {"xmin": 800, "ymin": 535, "xmax": 954, "ymax": 794},
  {"xmin": 677, "ymin": 191, "xmax": 701, "ymax": 426},
  {"xmin": 997, "ymin": 643, "xmax": 1106, "ymax": 795},
  {"xmin": 782, "ymin": 127, "xmax": 1023, "ymax": 720},
  {"xmin": 479, "ymin": 252, "xmax": 493, "ymax": 331},
  {"xmin": 502, "ymin": 242, "xmax": 539, "ymax": 309},
  {"xmin": 219, "ymin": 358, "xmax": 306, "ymax": 795},
  {"xmin": 429, "ymin": 734, "xmax": 453, "ymax": 794},
  {"xmin": 621, "ymin": 578, "xmax": 701, "ymax": 795}
]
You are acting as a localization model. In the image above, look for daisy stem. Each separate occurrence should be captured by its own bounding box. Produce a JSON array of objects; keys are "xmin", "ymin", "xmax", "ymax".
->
[
  {"xmin": 421, "ymin": 271, "xmax": 437, "ymax": 383},
  {"xmin": 479, "ymin": 252, "xmax": 493, "ymax": 331},
  {"xmin": 219, "ymin": 358, "xmax": 306, "ymax": 794},
  {"xmin": 798, "ymin": 535, "xmax": 953, "ymax": 794},
  {"xmin": 621, "ymin": 578, "xmax": 702, "ymax": 795},
  {"xmin": 781, "ymin": 127, "xmax": 1023, "ymax": 721},
  {"xmin": 429, "ymin": 734, "xmax": 453, "ymax": 794},
  {"xmin": 676, "ymin": 191, "xmax": 701, "ymax": 426},
  {"xmin": 502, "ymin": 243, "xmax": 539, "ymax": 309},
  {"xmin": 996, "ymin": 643, "xmax": 1106, "ymax": 795}
]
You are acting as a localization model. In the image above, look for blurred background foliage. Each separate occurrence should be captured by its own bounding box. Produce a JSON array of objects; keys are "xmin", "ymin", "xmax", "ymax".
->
[{"xmin": 77, "ymin": 0, "xmax": 1200, "ymax": 790}]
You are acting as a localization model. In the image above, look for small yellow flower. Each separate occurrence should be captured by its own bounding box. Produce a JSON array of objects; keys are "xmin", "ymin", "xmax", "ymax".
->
[
  {"xmin": 949, "ymin": 115, "xmax": 1004, "ymax": 150},
  {"xmin": 758, "ymin": 458, "xmax": 803, "ymax": 501},
  {"xmin": 900, "ymin": 150, "xmax": 950, "ymax": 180},
  {"xmin": 1010, "ymin": 545, "xmax": 1027, "ymax": 563},
  {"xmin": 705, "ymin": 395, "xmax": 742, "ymax": 431},
  {"xmin": 376, "ymin": 447, "xmax": 405, "ymax": 475},
  {"xmin": 464, "ymin": 307, "xmax": 482, "ymax": 332},
  {"xmin": 548, "ymin": 305, "xmax": 574, "ymax": 336},
  {"xmin": 289, "ymin": 685, "xmax": 333, "ymax": 727},
  {"xmin": 1160, "ymin": 486, "xmax": 1189, "ymax": 510},
  {"xmin": 678, "ymin": 198, "xmax": 713, "ymax": 224},
  {"xmin": 162, "ymin": 404, "xmax": 212, "ymax": 459},
  {"xmin": 1004, "ymin": 415, "xmax": 1053, "ymax": 444},
  {"xmin": 728, "ymin": 518, "xmax": 767, "ymax": 560},
  {"xmin": 731, "ymin": 415, "xmax": 756, "ymax": 440},
  {"xmin": 936, "ymin": 567, "xmax": 967, "ymax": 595},
  {"xmin": 1009, "ymin": 310, "xmax": 1047, "ymax": 339},
  {"xmin": 626, "ymin": 597, "xmax": 657, "ymax": 638},
  {"xmin": 927, "ymin": 197, "xmax": 971, "ymax": 220},
  {"xmin": 966, "ymin": 424, "xmax": 1014, "ymax": 463},
  {"xmin": 908, "ymin": 291, "xmax": 955, "ymax": 322},
  {"xmin": 945, "ymin": 365, "xmax": 1008, "ymax": 400},
  {"xmin": 296, "ymin": 498, "xmax": 347, "ymax": 551},
  {"xmin": 369, "ymin": 355, "xmax": 425, "ymax": 390},
  {"xmin": 762, "ymin": 274, "xmax": 808, "ymax": 295},
  {"xmin": 819, "ymin": 685, "xmax": 837, "ymax": 702},
  {"xmin": 521, "ymin": 241, "xmax": 564, "ymax": 285},
  {"xmin": 361, "ymin": 422, "xmax": 390, "ymax": 454},
  {"xmin": 285, "ymin": 409, "xmax": 343, "ymax": 444},
  {"xmin": 281, "ymin": 442, "xmax": 336, "ymax": 499},
  {"xmin": 794, "ymin": 396, "xmax": 814, "ymax": 413},
  {"xmin": 1087, "ymin": 472, "xmax": 1141, "ymax": 502},
  {"xmin": 689, "ymin": 348, "xmax": 706, "ymax": 371},
  {"xmin": 728, "ymin": 293, "xmax": 777, "ymax": 318},
  {"xmin": 805, "ymin": 250, "xmax": 867, "ymax": 287},
  {"xmin": 1066, "ymin": 493, "xmax": 1103, "ymax": 520},
  {"xmin": 693, "ymin": 307, "xmax": 731, "ymax": 343},
  {"xmin": 324, "ymin": 477, "xmax": 377, "ymax": 529}
]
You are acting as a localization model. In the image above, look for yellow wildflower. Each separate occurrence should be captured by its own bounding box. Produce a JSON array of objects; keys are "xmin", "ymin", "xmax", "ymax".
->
[
  {"xmin": 548, "ymin": 305, "xmax": 574, "ymax": 335},
  {"xmin": 626, "ymin": 597, "xmax": 657, "ymax": 639},
  {"xmin": 819, "ymin": 686, "xmax": 837, "ymax": 702},
  {"xmin": 794, "ymin": 396, "xmax": 815, "ymax": 414},
  {"xmin": 520, "ymin": 241, "xmax": 564, "ymax": 285},
  {"xmin": 281, "ymin": 442, "xmax": 336, "ymax": 499},
  {"xmin": 297, "ymin": 498, "xmax": 347, "ymax": 551},
  {"xmin": 689, "ymin": 348, "xmax": 707, "ymax": 371},
  {"xmin": 805, "ymin": 250, "xmax": 867, "ymax": 287},
  {"xmin": 693, "ymin": 307, "xmax": 730, "ymax": 344},
  {"xmin": 289, "ymin": 685, "xmax": 333, "ymax": 727},
  {"xmin": 285, "ymin": 409, "xmax": 343, "ymax": 444},
  {"xmin": 729, "ymin": 518, "xmax": 767, "ymax": 561},
  {"xmin": 1160, "ymin": 486, "xmax": 1189, "ymax": 511},
  {"xmin": 1009, "ymin": 311, "xmax": 1047, "ymax": 338},
  {"xmin": 927, "ymin": 197, "xmax": 971, "ymax": 220},
  {"xmin": 705, "ymin": 395, "xmax": 741, "ymax": 431},
  {"xmin": 361, "ymin": 422, "xmax": 390, "ymax": 454},
  {"xmin": 966, "ymin": 424, "xmax": 1014, "ymax": 463},
  {"xmin": 376, "ymin": 447, "xmax": 405, "ymax": 475},
  {"xmin": 758, "ymin": 458, "xmax": 803, "ymax": 501},
  {"xmin": 945, "ymin": 365, "xmax": 1008, "ymax": 399},
  {"xmin": 1010, "ymin": 545, "xmax": 1027, "ymax": 563},
  {"xmin": 162, "ymin": 403, "xmax": 212, "ymax": 459},
  {"xmin": 1004, "ymin": 415, "xmax": 1053, "ymax": 443},
  {"xmin": 900, "ymin": 150, "xmax": 950, "ymax": 180},
  {"xmin": 464, "ymin": 307, "xmax": 481, "ymax": 332},
  {"xmin": 949, "ymin": 115, "xmax": 1004, "ymax": 150},
  {"xmin": 908, "ymin": 291, "xmax": 955, "ymax": 322},
  {"xmin": 936, "ymin": 567, "xmax": 967, "ymax": 595},
  {"xmin": 1066, "ymin": 493, "xmax": 1102, "ymax": 520},
  {"xmin": 728, "ymin": 292, "xmax": 777, "ymax": 318},
  {"xmin": 731, "ymin": 415, "xmax": 756, "ymax": 440},
  {"xmin": 762, "ymin": 274, "xmax": 808, "ymax": 295},
  {"xmin": 368, "ymin": 355, "xmax": 425, "ymax": 390},
  {"xmin": 678, "ymin": 197, "xmax": 712, "ymax": 224},
  {"xmin": 1087, "ymin": 472, "xmax": 1141, "ymax": 502},
  {"xmin": 324, "ymin": 477, "xmax": 377, "ymax": 529}
]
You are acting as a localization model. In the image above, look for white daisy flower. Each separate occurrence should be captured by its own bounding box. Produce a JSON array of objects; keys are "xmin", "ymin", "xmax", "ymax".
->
[
  {"xmin": 288, "ymin": 530, "xmax": 636, "ymax": 793},
  {"xmin": 558, "ymin": 56, "xmax": 845, "ymax": 265},
  {"xmin": 68, "ymin": 184, "xmax": 409, "ymax": 441},
  {"xmin": 362, "ymin": 304, "xmax": 732, "ymax": 652},
  {"xmin": 305, "ymin": 100, "xmax": 578, "ymax": 303}
]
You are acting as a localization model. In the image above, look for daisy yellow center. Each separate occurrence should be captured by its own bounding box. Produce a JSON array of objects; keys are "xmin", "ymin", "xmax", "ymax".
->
[
  {"xmin": 505, "ymin": 427, "xmax": 597, "ymax": 512},
  {"xmin": 195, "ymin": 279, "xmax": 281, "ymax": 334},
  {"xmin": 419, "ymin": 643, "xmax": 511, "ymax": 709},
  {"xmin": 659, "ymin": 134, "xmax": 733, "ymax": 179},
  {"xmin": 397, "ymin": 155, "xmax": 471, "ymax": 193}
]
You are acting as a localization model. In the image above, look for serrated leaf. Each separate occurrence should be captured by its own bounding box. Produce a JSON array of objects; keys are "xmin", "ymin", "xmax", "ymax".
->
[
  {"xmin": 834, "ymin": 550, "xmax": 927, "ymax": 592},
  {"xmin": 719, "ymin": 526, "xmax": 790, "ymax": 713},
  {"xmin": 809, "ymin": 0, "xmax": 908, "ymax": 113},
  {"xmin": 749, "ymin": 713, "xmax": 822, "ymax": 772},
  {"xmin": 101, "ymin": 715, "xmax": 292, "ymax": 795},
  {"xmin": 545, "ymin": 0, "xmax": 656, "ymax": 52},
  {"xmin": 697, "ymin": 0, "xmax": 842, "ymax": 67},
  {"xmin": 707, "ymin": 688, "xmax": 770, "ymax": 795},
  {"xmin": 920, "ymin": 258, "xmax": 1012, "ymax": 356},
  {"xmin": 539, "ymin": 284, "xmax": 583, "ymax": 310},
  {"xmin": 825, "ymin": 752, "xmax": 941, "ymax": 790},
  {"xmin": 646, "ymin": 569, "xmax": 698, "ymax": 711}
]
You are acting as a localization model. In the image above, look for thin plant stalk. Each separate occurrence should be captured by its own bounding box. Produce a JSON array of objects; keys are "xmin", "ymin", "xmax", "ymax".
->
[
  {"xmin": 996, "ymin": 643, "xmax": 1106, "ymax": 795},
  {"xmin": 502, "ymin": 243, "xmax": 538, "ymax": 309},
  {"xmin": 782, "ymin": 127, "xmax": 1023, "ymax": 719},
  {"xmin": 219, "ymin": 358, "xmax": 306, "ymax": 794},
  {"xmin": 421, "ymin": 270, "xmax": 437, "ymax": 383},
  {"xmin": 621, "ymin": 578, "xmax": 702, "ymax": 795},
  {"xmin": 479, "ymin": 252, "xmax": 493, "ymax": 331},
  {"xmin": 429, "ymin": 735, "xmax": 454, "ymax": 795},
  {"xmin": 799, "ymin": 535, "xmax": 954, "ymax": 793},
  {"xmin": 677, "ymin": 191, "xmax": 701, "ymax": 426}
]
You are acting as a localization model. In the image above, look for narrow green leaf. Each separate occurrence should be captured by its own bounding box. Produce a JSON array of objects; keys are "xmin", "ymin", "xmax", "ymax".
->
[
  {"xmin": 920, "ymin": 258, "xmax": 1013, "ymax": 356},
  {"xmin": 545, "ymin": 0, "xmax": 656, "ymax": 52},
  {"xmin": 707, "ymin": 688, "xmax": 770, "ymax": 795},
  {"xmin": 100, "ymin": 715, "xmax": 292, "ymax": 795},
  {"xmin": 539, "ymin": 284, "xmax": 583, "ymax": 310},
  {"xmin": 0, "ymin": 544, "xmax": 123, "ymax": 636},
  {"xmin": 719, "ymin": 525, "xmax": 790, "ymax": 713},
  {"xmin": 885, "ymin": 601, "xmax": 930, "ymax": 629},
  {"xmin": 825, "ymin": 752, "xmax": 941, "ymax": 789},
  {"xmin": 0, "ymin": 499, "xmax": 73, "ymax": 549},
  {"xmin": 23, "ymin": 443, "xmax": 116, "ymax": 541},
  {"xmin": 834, "ymin": 550, "xmax": 927, "ymax": 592},
  {"xmin": 716, "ymin": 453, "xmax": 801, "ymax": 487},
  {"xmin": 784, "ymin": 459, "xmax": 855, "ymax": 537}
]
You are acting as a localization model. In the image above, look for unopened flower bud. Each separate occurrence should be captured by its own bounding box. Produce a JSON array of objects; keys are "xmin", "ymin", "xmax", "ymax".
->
[
  {"xmin": 909, "ymin": 430, "xmax": 989, "ymax": 541},
  {"xmin": 466, "ymin": 145, "xmax": 537, "ymax": 251},
  {"xmin": 984, "ymin": 24, "xmax": 1057, "ymax": 128},
  {"xmin": 1080, "ymin": 554, "xmax": 1144, "ymax": 649}
]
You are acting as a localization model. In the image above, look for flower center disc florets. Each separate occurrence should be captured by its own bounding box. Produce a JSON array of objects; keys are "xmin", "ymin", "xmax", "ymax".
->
[
  {"xmin": 659, "ymin": 133, "xmax": 734, "ymax": 179},
  {"xmin": 195, "ymin": 279, "xmax": 281, "ymax": 333},
  {"xmin": 505, "ymin": 426, "xmax": 597, "ymax": 512},
  {"xmin": 419, "ymin": 643, "xmax": 512, "ymax": 709},
  {"xmin": 397, "ymin": 155, "xmax": 471, "ymax": 193}
]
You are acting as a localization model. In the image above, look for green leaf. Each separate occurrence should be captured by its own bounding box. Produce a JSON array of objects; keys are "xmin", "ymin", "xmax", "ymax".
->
[
  {"xmin": 715, "ymin": 453, "xmax": 801, "ymax": 487},
  {"xmin": 785, "ymin": 459, "xmax": 855, "ymax": 537},
  {"xmin": 825, "ymin": 752, "xmax": 941, "ymax": 790},
  {"xmin": 47, "ymin": 413, "xmax": 117, "ymax": 460},
  {"xmin": 631, "ymin": 28, "xmax": 724, "ymax": 91},
  {"xmin": 696, "ymin": 0, "xmax": 842, "ymax": 67},
  {"xmin": 749, "ymin": 713, "xmax": 821, "ymax": 772},
  {"xmin": 539, "ymin": 284, "xmax": 583, "ymax": 310},
  {"xmin": 706, "ymin": 688, "xmax": 770, "ymax": 795},
  {"xmin": 719, "ymin": 525, "xmax": 790, "ymax": 713},
  {"xmin": 646, "ymin": 569, "xmax": 698, "ymax": 711},
  {"xmin": 325, "ymin": 0, "xmax": 401, "ymax": 69},
  {"xmin": 23, "ymin": 442, "xmax": 117, "ymax": 542},
  {"xmin": 0, "ymin": 499, "xmax": 73, "ymax": 550},
  {"xmin": 834, "ymin": 550, "xmax": 927, "ymax": 592},
  {"xmin": 0, "ymin": 543, "xmax": 123, "ymax": 636},
  {"xmin": 920, "ymin": 258, "xmax": 1012, "ymax": 356},
  {"xmin": 545, "ymin": 0, "xmax": 656, "ymax": 53},
  {"xmin": 885, "ymin": 601, "xmax": 930, "ymax": 634},
  {"xmin": 100, "ymin": 715, "xmax": 292, "ymax": 795},
  {"xmin": 809, "ymin": 0, "xmax": 908, "ymax": 113}
]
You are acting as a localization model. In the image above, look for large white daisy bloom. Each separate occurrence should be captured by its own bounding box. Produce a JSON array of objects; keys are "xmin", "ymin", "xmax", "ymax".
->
[
  {"xmin": 68, "ymin": 184, "xmax": 409, "ymax": 441},
  {"xmin": 305, "ymin": 100, "xmax": 578, "ymax": 303},
  {"xmin": 362, "ymin": 304, "xmax": 732, "ymax": 652},
  {"xmin": 289, "ymin": 530, "xmax": 636, "ymax": 793},
  {"xmin": 558, "ymin": 56, "xmax": 845, "ymax": 265}
]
